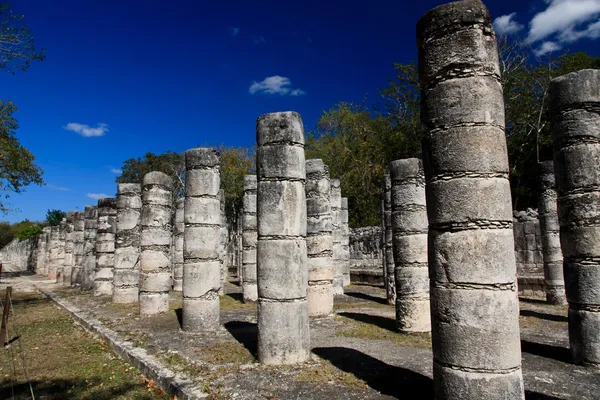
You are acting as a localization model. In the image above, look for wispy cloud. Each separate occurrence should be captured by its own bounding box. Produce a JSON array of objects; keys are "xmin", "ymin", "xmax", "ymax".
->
[
  {"xmin": 109, "ymin": 167, "xmax": 122, "ymax": 174},
  {"xmin": 87, "ymin": 193, "xmax": 109, "ymax": 200},
  {"xmin": 47, "ymin": 184, "xmax": 69, "ymax": 192},
  {"xmin": 249, "ymin": 76, "xmax": 306, "ymax": 96},
  {"xmin": 229, "ymin": 26, "xmax": 240, "ymax": 37},
  {"xmin": 65, "ymin": 122, "xmax": 108, "ymax": 137},
  {"xmin": 534, "ymin": 41, "xmax": 563, "ymax": 56},
  {"xmin": 253, "ymin": 35, "xmax": 266, "ymax": 44},
  {"xmin": 493, "ymin": 13, "xmax": 524, "ymax": 35}
]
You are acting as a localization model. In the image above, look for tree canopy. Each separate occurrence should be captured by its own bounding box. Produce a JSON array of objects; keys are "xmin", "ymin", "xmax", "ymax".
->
[{"xmin": 45, "ymin": 209, "xmax": 66, "ymax": 226}]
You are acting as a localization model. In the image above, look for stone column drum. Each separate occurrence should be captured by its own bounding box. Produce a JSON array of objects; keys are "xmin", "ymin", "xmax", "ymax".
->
[
  {"xmin": 306, "ymin": 159, "xmax": 333, "ymax": 316},
  {"xmin": 63, "ymin": 212, "xmax": 75, "ymax": 286},
  {"xmin": 389, "ymin": 159, "xmax": 430, "ymax": 332},
  {"xmin": 182, "ymin": 148, "xmax": 222, "ymax": 331},
  {"xmin": 242, "ymin": 175, "xmax": 258, "ymax": 302},
  {"xmin": 172, "ymin": 198, "xmax": 184, "ymax": 292},
  {"xmin": 538, "ymin": 161, "xmax": 566, "ymax": 305},
  {"xmin": 56, "ymin": 219, "xmax": 66, "ymax": 283},
  {"xmin": 139, "ymin": 172, "xmax": 173, "ymax": 315},
  {"xmin": 47, "ymin": 226, "xmax": 60, "ymax": 280},
  {"xmin": 37, "ymin": 228, "xmax": 50, "ymax": 277},
  {"xmin": 72, "ymin": 211, "xmax": 85, "ymax": 286},
  {"xmin": 383, "ymin": 174, "xmax": 395, "ymax": 305},
  {"xmin": 81, "ymin": 206, "xmax": 98, "ymax": 290},
  {"xmin": 418, "ymin": 1, "xmax": 524, "ymax": 398},
  {"xmin": 330, "ymin": 179, "xmax": 344, "ymax": 294},
  {"xmin": 94, "ymin": 198, "xmax": 117, "ymax": 296},
  {"xmin": 341, "ymin": 197, "xmax": 351, "ymax": 287},
  {"xmin": 549, "ymin": 69, "xmax": 600, "ymax": 366},
  {"xmin": 256, "ymin": 111, "xmax": 310, "ymax": 365},
  {"xmin": 219, "ymin": 189, "xmax": 228, "ymax": 294},
  {"xmin": 114, "ymin": 183, "xmax": 142, "ymax": 303}
]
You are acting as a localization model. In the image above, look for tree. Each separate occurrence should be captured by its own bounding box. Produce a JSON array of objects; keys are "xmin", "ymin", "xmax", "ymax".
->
[
  {"xmin": 0, "ymin": 4, "xmax": 45, "ymax": 73},
  {"xmin": 117, "ymin": 151, "xmax": 184, "ymax": 198},
  {"xmin": 0, "ymin": 221, "xmax": 13, "ymax": 247},
  {"xmin": 11, "ymin": 219, "xmax": 42, "ymax": 240},
  {"xmin": 218, "ymin": 144, "xmax": 255, "ymax": 224},
  {"xmin": 45, "ymin": 209, "xmax": 65, "ymax": 226}
]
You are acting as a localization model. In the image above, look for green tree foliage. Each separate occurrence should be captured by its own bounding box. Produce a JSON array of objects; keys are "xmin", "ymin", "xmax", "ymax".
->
[
  {"xmin": 218, "ymin": 144, "xmax": 255, "ymax": 224},
  {"xmin": 117, "ymin": 151, "xmax": 184, "ymax": 197},
  {"xmin": 12, "ymin": 219, "xmax": 42, "ymax": 240},
  {"xmin": 45, "ymin": 209, "xmax": 66, "ymax": 226},
  {"xmin": 0, "ymin": 4, "xmax": 45, "ymax": 73},
  {"xmin": 0, "ymin": 221, "xmax": 13, "ymax": 247}
]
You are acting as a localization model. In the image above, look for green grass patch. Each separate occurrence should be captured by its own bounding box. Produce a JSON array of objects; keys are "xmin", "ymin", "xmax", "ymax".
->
[{"xmin": 295, "ymin": 361, "xmax": 368, "ymax": 391}]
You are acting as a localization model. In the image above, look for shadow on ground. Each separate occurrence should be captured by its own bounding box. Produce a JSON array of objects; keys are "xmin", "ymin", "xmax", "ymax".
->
[
  {"xmin": 337, "ymin": 312, "xmax": 396, "ymax": 332},
  {"xmin": 520, "ymin": 309, "xmax": 568, "ymax": 323},
  {"xmin": 224, "ymin": 320, "xmax": 258, "ymax": 358},
  {"xmin": 343, "ymin": 292, "xmax": 389, "ymax": 305},
  {"xmin": 521, "ymin": 340, "xmax": 571, "ymax": 364}
]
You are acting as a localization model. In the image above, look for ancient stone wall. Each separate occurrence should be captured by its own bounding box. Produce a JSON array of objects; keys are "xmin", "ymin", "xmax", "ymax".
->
[
  {"xmin": 0, "ymin": 238, "xmax": 35, "ymax": 272},
  {"xmin": 513, "ymin": 209, "xmax": 544, "ymax": 276},
  {"xmin": 348, "ymin": 226, "xmax": 382, "ymax": 269}
]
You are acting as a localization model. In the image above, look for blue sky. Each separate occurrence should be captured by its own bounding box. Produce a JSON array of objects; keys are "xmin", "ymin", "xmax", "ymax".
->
[{"xmin": 2, "ymin": 0, "xmax": 599, "ymax": 223}]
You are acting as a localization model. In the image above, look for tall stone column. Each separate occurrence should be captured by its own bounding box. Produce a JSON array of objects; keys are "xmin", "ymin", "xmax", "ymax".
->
[
  {"xmin": 380, "ymin": 194, "xmax": 387, "ymax": 292},
  {"xmin": 47, "ymin": 226, "xmax": 59, "ymax": 280},
  {"xmin": 81, "ymin": 206, "xmax": 98, "ymax": 291},
  {"xmin": 182, "ymin": 148, "xmax": 221, "ymax": 331},
  {"xmin": 114, "ymin": 183, "xmax": 142, "ymax": 303},
  {"xmin": 172, "ymin": 198, "xmax": 184, "ymax": 292},
  {"xmin": 242, "ymin": 175, "xmax": 258, "ymax": 302},
  {"xmin": 63, "ymin": 212, "xmax": 75, "ymax": 286},
  {"xmin": 383, "ymin": 174, "xmax": 395, "ymax": 304},
  {"xmin": 418, "ymin": 1, "xmax": 524, "ymax": 398},
  {"xmin": 72, "ymin": 211, "xmax": 85, "ymax": 286},
  {"xmin": 140, "ymin": 172, "xmax": 173, "ymax": 315},
  {"xmin": 94, "ymin": 198, "xmax": 117, "ymax": 296},
  {"xmin": 256, "ymin": 111, "xmax": 310, "ymax": 365},
  {"xmin": 56, "ymin": 219, "xmax": 66, "ymax": 283},
  {"xmin": 341, "ymin": 197, "xmax": 351, "ymax": 287},
  {"xmin": 306, "ymin": 159, "xmax": 333, "ymax": 316},
  {"xmin": 330, "ymin": 179, "xmax": 344, "ymax": 294},
  {"xmin": 549, "ymin": 69, "xmax": 600, "ymax": 366},
  {"xmin": 37, "ymin": 228, "xmax": 50, "ymax": 277},
  {"xmin": 537, "ymin": 161, "xmax": 566, "ymax": 305},
  {"xmin": 389, "ymin": 159, "xmax": 430, "ymax": 332},
  {"xmin": 219, "ymin": 189, "xmax": 228, "ymax": 294}
]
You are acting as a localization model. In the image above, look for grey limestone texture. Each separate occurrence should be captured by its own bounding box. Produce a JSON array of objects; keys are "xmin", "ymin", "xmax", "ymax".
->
[
  {"xmin": 219, "ymin": 189, "xmax": 228, "ymax": 295},
  {"xmin": 37, "ymin": 228, "xmax": 51, "ymax": 276},
  {"xmin": 63, "ymin": 212, "xmax": 75, "ymax": 286},
  {"xmin": 72, "ymin": 211, "xmax": 85, "ymax": 286},
  {"xmin": 382, "ymin": 175, "xmax": 395, "ymax": 305},
  {"xmin": 513, "ymin": 209, "xmax": 544, "ymax": 276},
  {"xmin": 306, "ymin": 159, "xmax": 333, "ymax": 317},
  {"xmin": 340, "ymin": 197, "xmax": 351, "ymax": 287},
  {"xmin": 94, "ymin": 198, "xmax": 117, "ymax": 296},
  {"xmin": 348, "ymin": 226, "xmax": 383, "ymax": 269},
  {"xmin": 330, "ymin": 178, "xmax": 344, "ymax": 294},
  {"xmin": 418, "ymin": 0, "xmax": 525, "ymax": 398},
  {"xmin": 242, "ymin": 174, "xmax": 258, "ymax": 303},
  {"xmin": 139, "ymin": 171, "xmax": 173, "ymax": 316},
  {"xmin": 114, "ymin": 183, "xmax": 142, "ymax": 303},
  {"xmin": 389, "ymin": 159, "xmax": 430, "ymax": 333},
  {"xmin": 549, "ymin": 68, "xmax": 600, "ymax": 367},
  {"xmin": 537, "ymin": 161, "xmax": 566, "ymax": 305},
  {"xmin": 172, "ymin": 197, "xmax": 184, "ymax": 292},
  {"xmin": 0, "ymin": 237, "xmax": 34, "ymax": 273},
  {"xmin": 47, "ymin": 226, "xmax": 59, "ymax": 280},
  {"xmin": 56, "ymin": 219, "xmax": 66, "ymax": 283},
  {"xmin": 256, "ymin": 111, "xmax": 310, "ymax": 365},
  {"xmin": 182, "ymin": 148, "xmax": 222, "ymax": 331},
  {"xmin": 81, "ymin": 206, "xmax": 98, "ymax": 291}
]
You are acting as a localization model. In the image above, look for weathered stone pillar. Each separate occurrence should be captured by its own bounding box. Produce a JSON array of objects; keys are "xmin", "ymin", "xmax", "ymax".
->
[
  {"xmin": 114, "ymin": 183, "xmax": 142, "ymax": 303},
  {"xmin": 63, "ymin": 212, "xmax": 75, "ymax": 286},
  {"xmin": 380, "ymin": 194, "xmax": 388, "ymax": 292},
  {"xmin": 341, "ymin": 197, "xmax": 351, "ymax": 287},
  {"xmin": 81, "ymin": 206, "xmax": 98, "ymax": 291},
  {"xmin": 330, "ymin": 179, "xmax": 344, "ymax": 294},
  {"xmin": 219, "ymin": 189, "xmax": 228, "ymax": 294},
  {"xmin": 389, "ymin": 159, "xmax": 430, "ymax": 332},
  {"xmin": 172, "ymin": 198, "xmax": 184, "ymax": 292},
  {"xmin": 383, "ymin": 174, "xmax": 395, "ymax": 304},
  {"xmin": 306, "ymin": 159, "xmax": 333, "ymax": 316},
  {"xmin": 72, "ymin": 211, "xmax": 85, "ymax": 286},
  {"xmin": 418, "ymin": 1, "xmax": 524, "ymax": 397},
  {"xmin": 37, "ymin": 227, "xmax": 50, "ymax": 277},
  {"xmin": 56, "ymin": 219, "xmax": 66, "ymax": 283},
  {"xmin": 549, "ymin": 69, "xmax": 600, "ymax": 366},
  {"xmin": 94, "ymin": 198, "xmax": 117, "ymax": 296},
  {"xmin": 256, "ymin": 111, "xmax": 310, "ymax": 365},
  {"xmin": 139, "ymin": 172, "xmax": 173, "ymax": 315},
  {"xmin": 47, "ymin": 226, "xmax": 60, "ymax": 280},
  {"xmin": 242, "ymin": 175, "xmax": 258, "ymax": 303},
  {"xmin": 182, "ymin": 148, "xmax": 221, "ymax": 331},
  {"xmin": 538, "ymin": 161, "xmax": 566, "ymax": 305}
]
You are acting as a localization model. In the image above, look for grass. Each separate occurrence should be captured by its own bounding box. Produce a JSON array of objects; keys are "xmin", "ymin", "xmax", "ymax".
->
[
  {"xmin": 219, "ymin": 293, "xmax": 256, "ymax": 311},
  {"xmin": 197, "ymin": 341, "xmax": 255, "ymax": 365},
  {"xmin": 295, "ymin": 360, "xmax": 368, "ymax": 391},
  {"xmin": 0, "ymin": 291, "xmax": 171, "ymax": 399}
]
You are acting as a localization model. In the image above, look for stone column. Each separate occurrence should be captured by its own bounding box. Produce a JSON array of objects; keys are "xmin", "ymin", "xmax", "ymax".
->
[
  {"xmin": 341, "ymin": 197, "xmax": 351, "ymax": 287},
  {"xmin": 47, "ymin": 226, "xmax": 58, "ymax": 280},
  {"xmin": 380, "ymin": 194, "xmax": 387, "ymax": 292},
  {"xmin": 94, "ymin": 198, "xmax": 117, "ymax": 296},
  {"xmin": 182, "ymin": 148, "xmax": 221, "ymax": 331},
  {"xmin": 256, "ymin": 111, "xmax": 310, "ymax": 365},
  {"xmin": 81, "ymin": 206, "xmax": 98, "ymax": 291},
  {"xmin": 383, "ymin": 174, "xmax": 395, "ymax": 304},
  {"xmin": 418, "ymin": 1, "xmax": 524, "ymax": 398},
  {"xmin": 537, "ymin": 161, "xmax": 566, "ymax": 305},
  {"xmin": 389, "ymin": 159, "xmax": 430, "ymax": 332},
  {"xmin": 72, "ymin": 211, "xmax": 85, "ymax": 286},
  {"xmin": 306, "ymin": 159, "xmax": 333, "ymax": 316},
  {"xmin": 37, "ymin": 228, "xmax": 50, "ymax": 277},
  {"xmin": 242, "ymin": 175, "xmax": 258, "ymax": 303},
  {"xmin": 330, "ymin": 179, "xmax": 344, "ymax": 294},
  {"xmin": 63, "ymin": 212, "xmax": 75, "ymax": 286},
  {"xmin": 219, "ymin": 189, "xmax": 228, "ymax": 294},
  {"xmin": 140, "ymin": 172, "xmax": 173, "ymax": 315},
  {"xmin": 549, "ymin": 69, "xmax": 600, "ymax": 366},
  {"xmin": 114, "ymin": 183, "xmax": 142, "ymax": 303},
  {"xmin": 56, "ymin": 219, "xmax": 66, "ymax": 283},
  {"xmin": 172, "ymin": 198, "xmax": 184, "ymax": 292}
]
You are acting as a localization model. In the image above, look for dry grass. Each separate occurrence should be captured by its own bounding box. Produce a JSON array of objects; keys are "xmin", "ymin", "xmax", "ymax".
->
[
  {"xmin": 295, "ymin": 360, "xmax": 368, "ymax": 391},
  {"xmin": 220, "ymin": 293, "xmax": 256, "ymax": 311},
  {"xmin": 197, "ymin": 341, "xmax": 255, "ymax": 365}
]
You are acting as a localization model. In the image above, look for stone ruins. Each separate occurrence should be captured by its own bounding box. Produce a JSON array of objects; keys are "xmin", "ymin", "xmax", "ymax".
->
[{"xmin": 1, "ymin": 1, "xmax": 599, "ymax": 398}]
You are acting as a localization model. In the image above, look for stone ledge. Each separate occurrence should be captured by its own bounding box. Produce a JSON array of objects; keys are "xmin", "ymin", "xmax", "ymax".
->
[{"xmin": 30, "ymin": 281, "xmax": 208, "ymax": 400}]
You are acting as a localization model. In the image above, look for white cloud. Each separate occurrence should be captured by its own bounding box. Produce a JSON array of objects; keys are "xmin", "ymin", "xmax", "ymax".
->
[
  {"xmin": 527, "ymin": 0, "xmax": 600, "ymax": 44},
  {"xmin": 534, "ymin": 41, "xmax": 563, "ymax": 56},
  {"xmin": 65, "ymin": 122, "xmax": 108, "ymax": 137},
  {"xmin": 110, "ymin": 168, "xmax": 122, "ymax": 174},
  {"xmin": 229, "ymin": 27, "xmax": 240, "ymax": 37},
  {"xmin": 494, "ymin": 13, "xmax": 524, "ymax": 35},
  {"xmin": 47, "ymin": 184, "xmax": 69, "ymax": 191},
  {"xmin": 87, "ymin": 193, "xmax": 109, "ymax": 200},
  {"xmin": 253, "ymin": 35, "xmax": 266, "ymax": 44},
  {"xmin": 249, "ymin": 76, "xmax": 306, "ymax": 96}
]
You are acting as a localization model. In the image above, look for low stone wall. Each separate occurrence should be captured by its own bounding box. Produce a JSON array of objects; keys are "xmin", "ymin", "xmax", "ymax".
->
[
  {"xmin": 348, "ymin": 226, "xmax": 382, "ymax": 270},
  {"xmin": 513, "ymin": 209, "xmax": 543, "ymax": 276},
  {"xmin": 0, "ymin": 238, "xmax": 35, "ymax": 272}
]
